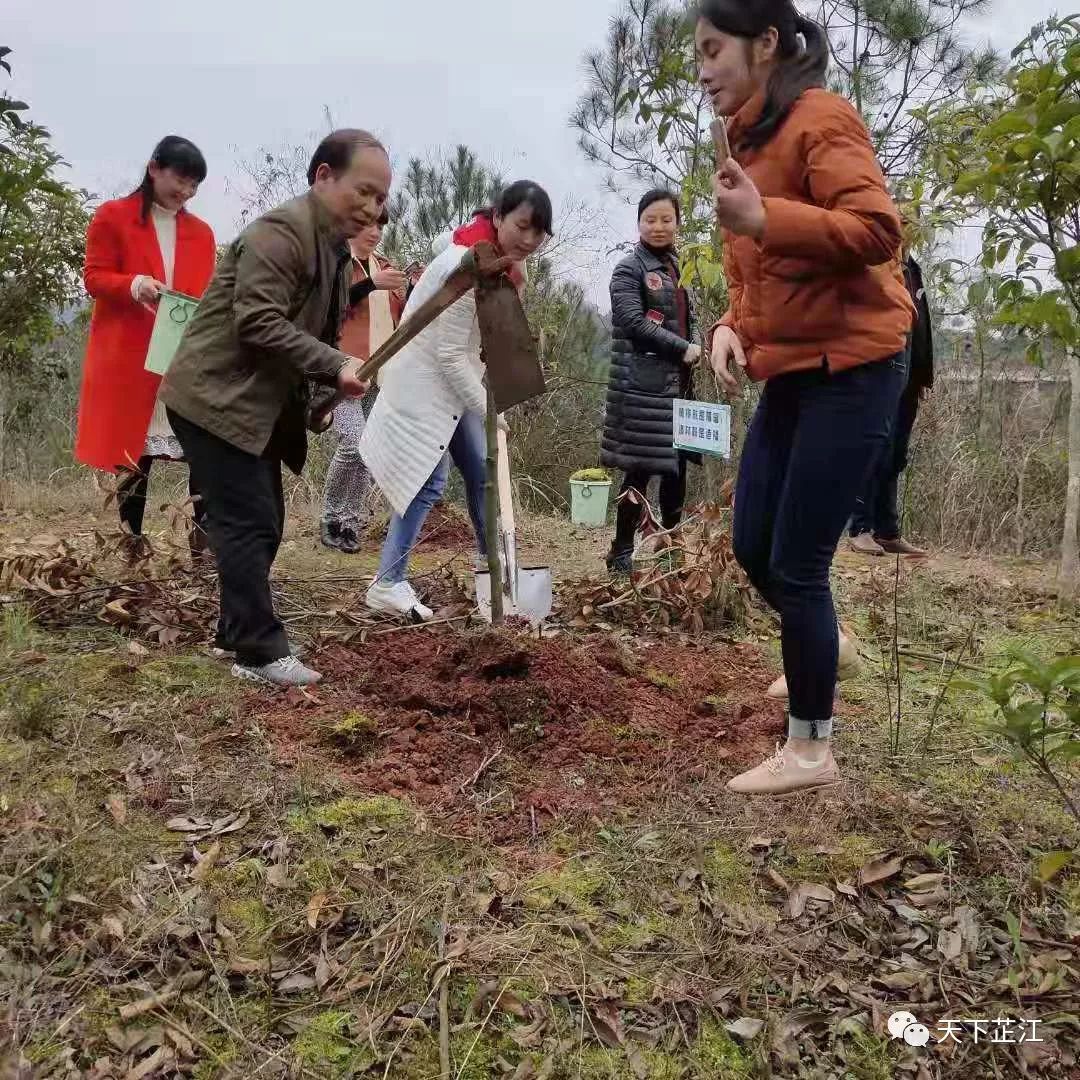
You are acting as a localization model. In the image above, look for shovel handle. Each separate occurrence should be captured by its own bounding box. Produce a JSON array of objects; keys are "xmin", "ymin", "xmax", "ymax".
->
[{"xmin": 311, "ymin": 243, "xmax": 517, "ymax": 426}]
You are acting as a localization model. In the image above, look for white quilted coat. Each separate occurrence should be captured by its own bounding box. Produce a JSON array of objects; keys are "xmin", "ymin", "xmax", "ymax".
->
[{"xmin": 359, "ymin": 240, "xmax": 486, "ymax": 516}]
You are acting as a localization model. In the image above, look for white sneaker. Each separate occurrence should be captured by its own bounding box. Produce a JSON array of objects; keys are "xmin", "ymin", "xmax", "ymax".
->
[
  {"xmin": 231, "ymin": 655, "xmax": 322, "ymax": 687},
  {"xmin": 212, "ymin": 644, "xmax": 305, "ymax": 661},
  {"xmin": 365, "ymin": 579, "xmax": 434, "ymax": 623}
]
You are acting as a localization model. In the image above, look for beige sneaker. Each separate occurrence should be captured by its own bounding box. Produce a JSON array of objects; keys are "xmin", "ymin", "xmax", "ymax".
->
[
  {"xmin": 726, "ymin": 742, "xmax": 840, "ymax": 795},
  {"xmin": 849, "ymin": 532, "xmax": 886, "ymax": 556},
  {"xmin": 766, "ymin": 628, "xmax": 862, "ymax": 701}
]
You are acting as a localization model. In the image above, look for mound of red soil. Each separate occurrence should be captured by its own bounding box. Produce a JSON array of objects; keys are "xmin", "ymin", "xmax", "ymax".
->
[
  {"xmin": 368, "ymin": 502, "xmax": 475, "ymax": 552},
  {"xmin": 253, "ymin": 629, "xmax": 785, "ymax": 841}
]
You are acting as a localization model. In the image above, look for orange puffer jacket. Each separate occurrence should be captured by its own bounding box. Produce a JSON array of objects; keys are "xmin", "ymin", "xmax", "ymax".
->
[{"xmin": 715, "ymin": 88, "xmax": 914, "ymax": 381}]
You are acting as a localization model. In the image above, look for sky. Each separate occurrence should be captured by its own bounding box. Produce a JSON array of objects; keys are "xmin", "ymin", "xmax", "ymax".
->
[{"xmin": 5, "ymin": 1, "xmax": 1064, "ymax": 308}]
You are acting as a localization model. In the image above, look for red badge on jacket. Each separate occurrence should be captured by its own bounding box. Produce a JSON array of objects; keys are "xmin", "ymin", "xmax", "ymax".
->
[
  {"xmin": 645, "ymin": 309, "xmax": 664, "ymax": 324},
  {"xmin": 645, "ymin": 272, "xmax": 663, "ymax": 291}
]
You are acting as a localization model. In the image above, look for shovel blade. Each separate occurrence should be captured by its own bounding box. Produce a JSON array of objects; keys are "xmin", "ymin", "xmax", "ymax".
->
[
  {"xmin": 476, "ymin": 279, "xmax": 546, "ymax": 412},
  {"xmin": 516, "ymin": 566, "xmax": 553, "ymax": 622},
  {"xmin": 475, "ymin": 566, "xmax": 552, "ymax": 625}
]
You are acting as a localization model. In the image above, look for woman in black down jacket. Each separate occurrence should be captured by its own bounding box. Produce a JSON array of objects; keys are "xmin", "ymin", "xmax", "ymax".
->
[{"xmin": 601, "ymin": 189, "xmax": 701, "ymax": 574}]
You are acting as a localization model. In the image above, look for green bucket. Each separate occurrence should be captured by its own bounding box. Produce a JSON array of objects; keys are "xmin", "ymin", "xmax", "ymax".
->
[
  {"xmin": 569, "ymin": 478, "xmax": 612, "ymax": 526},
  {"xmin": 144, "ymin": 289, "xmax": 199, "ymax": 376}
]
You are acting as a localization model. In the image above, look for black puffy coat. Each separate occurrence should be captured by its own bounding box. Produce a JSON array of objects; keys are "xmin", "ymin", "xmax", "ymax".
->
[{"xmin": 601, "ymin": 243, "xmax": 698, "ymax": 476}]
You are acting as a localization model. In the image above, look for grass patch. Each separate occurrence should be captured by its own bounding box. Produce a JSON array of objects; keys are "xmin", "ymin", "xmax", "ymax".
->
[
  {"xmin": 288, "ymin": 794, "xmax": 413, "ymax": 836},
  {"xmin": 217, "ymin": 897, "xmax": 273, "ymax": 953},
  {"xmin": 644, "ymin": 668, "xmax": 679, "ymax": 691},
  {"xmin": 294, "ymin": 1010, "xmax": 368, "ymax": 1075},
  {"xmin": 328, "ymin": 709, "xmax": 379, "ymax": 749},
  {"xmin": 703, "ymin": 842, "xmax": 758, "ymax": 904},
  {"xmin": 527, "ymin": 859, "xmax": 609, "ymax": 913},
  {"xmin": 692, "ymin": 1020, "xmax": 754, "ymax": 1077}
]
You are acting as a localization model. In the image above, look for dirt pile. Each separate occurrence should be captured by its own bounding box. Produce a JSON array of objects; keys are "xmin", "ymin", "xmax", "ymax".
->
[
  {"xmin": 252, "ymin": 628, "xmax": 785, "ymax": 840},
  {"xmin": 366, "ymin": 501, "xmax": 476, "ymax": 553}
]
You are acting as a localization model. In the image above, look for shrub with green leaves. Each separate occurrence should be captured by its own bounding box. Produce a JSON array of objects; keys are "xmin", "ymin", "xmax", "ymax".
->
[{"xmin": 956, "ymin": 649, "xmax": 1080, "ymax": 822}]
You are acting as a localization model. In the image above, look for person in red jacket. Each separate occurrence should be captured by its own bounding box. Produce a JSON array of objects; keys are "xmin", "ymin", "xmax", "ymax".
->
[
  {"xmin": 696, "ymin": 1, "xmax": 913, "ymax": 795},
  {"xmin": 75, "ymin": 136, "xmax": 216, "ymax": 549}
]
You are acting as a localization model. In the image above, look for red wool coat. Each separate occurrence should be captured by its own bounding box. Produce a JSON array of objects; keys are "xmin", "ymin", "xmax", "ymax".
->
[{"xmin": 74, "ymin": 192, "xmax": 216, "ymax": 472}]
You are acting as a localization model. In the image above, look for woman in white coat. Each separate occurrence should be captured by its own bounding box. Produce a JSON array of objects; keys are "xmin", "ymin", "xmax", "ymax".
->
[{"xmin": 360, "ymin": 181, "xmax": 553, "ymax": 621}]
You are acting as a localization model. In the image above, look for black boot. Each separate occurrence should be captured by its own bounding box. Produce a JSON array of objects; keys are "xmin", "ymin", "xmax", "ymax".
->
[
  {"xmin": 606, "ymin": 547, "xmax": 633, "ymax": 577},
  {"xmin": 321, "ymin": 519, "xmax": 342, "ymax": 551},
  {"xmin": 336, "ymin": 524, "xmax": 363, "ymax": 555}
]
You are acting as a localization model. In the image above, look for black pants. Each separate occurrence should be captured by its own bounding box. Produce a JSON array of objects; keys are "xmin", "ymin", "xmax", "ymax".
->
[
  {"xmin": 612, "ymin": 459, "xmax": 688, "ymax": 555},
  {"xmin": 733, "ymin": 354, "xmax": 906, "ymax": 727},
  {"xmin": 849, "ymin": 384, "xmax": 920, "ymax": 541},
  {"xmin": 117, "ymin": 455, "xmax": 205, "ymax": 538},
  {"xmin": 167, "ymin": 410, "xmax": 290, "ymax": 667}
]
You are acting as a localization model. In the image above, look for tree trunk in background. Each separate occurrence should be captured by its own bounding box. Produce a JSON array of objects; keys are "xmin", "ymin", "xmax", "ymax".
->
[{"xmin": 1060, "ymin": 349, "xmax": 1080, "ymax": 597}]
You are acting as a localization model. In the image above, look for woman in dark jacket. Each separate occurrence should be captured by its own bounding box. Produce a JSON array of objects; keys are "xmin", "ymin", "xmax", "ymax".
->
[{"xmin": 601, "ymin": 189, "xmax": 701, "ymax": 574}]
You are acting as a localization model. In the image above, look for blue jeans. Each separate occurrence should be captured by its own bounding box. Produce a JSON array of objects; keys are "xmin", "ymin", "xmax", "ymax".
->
[
  {"xmin": 733, "ymin": 354, "xmax": 907, "ymax": 732},
  {"xmin": 376, "ymin": 411, "xmax": 488, "ymax": 584}
]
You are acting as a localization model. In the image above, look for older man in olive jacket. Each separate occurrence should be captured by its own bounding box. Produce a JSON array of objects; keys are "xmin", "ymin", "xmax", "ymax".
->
[{"xmin": 162, "ymin": 129, "xmax": 390, "ymax": 688}]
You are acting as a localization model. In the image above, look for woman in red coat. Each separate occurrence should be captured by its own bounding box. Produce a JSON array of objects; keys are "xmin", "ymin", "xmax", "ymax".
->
[{"xmin": 75, "ymin": 136, "xmax": 216, "ymax": 542}]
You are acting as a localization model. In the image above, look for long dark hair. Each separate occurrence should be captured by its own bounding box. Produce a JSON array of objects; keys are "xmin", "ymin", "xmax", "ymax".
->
[
  {"xmin": 696, "ymin": 0, "xmax": 828, "ymax": 149},
  {"xmin": 474, "ymin": 180, "xmax": 554, "ymax": 236},
  {"xmin": 133, "ymin": 136, "xmax": 208, "ymax": 222}
]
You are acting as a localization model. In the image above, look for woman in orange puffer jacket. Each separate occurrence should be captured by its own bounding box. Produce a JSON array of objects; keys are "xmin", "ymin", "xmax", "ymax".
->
[{"xmin": 696, "ymin": 0, "xmax": 913, "ymax": 796}]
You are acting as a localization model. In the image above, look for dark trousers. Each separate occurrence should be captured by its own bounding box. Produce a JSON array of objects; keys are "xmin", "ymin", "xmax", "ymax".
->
[
  {"xmin": 167, "ymin": 410, "xmax": 290, "ymax": 667},
  {"xmin": 733, "ymin": 355, "xmax": 907, "ymax": 727},
  {"xmin": 117, "ymin": 455, "xmax": 205, "ymax": 539},
  {"xmin": 612, "ymin": 459, "xmax": 688, "ymax": 554},
  {"xmin": 849, "ymin": 384, "xmax": 920, "ymax": 540}
]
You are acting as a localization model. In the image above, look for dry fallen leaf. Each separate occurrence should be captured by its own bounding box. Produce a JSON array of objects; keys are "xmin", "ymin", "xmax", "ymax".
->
[
  {"xmin": 125, "ymin": 1046, "xmax": 175, "ymax": 1080},
  {"xmin": 190, "ymin": 841, "xmax": 222, "ymax": 884},
  {"xmin": 589, "ymin": 1000, "xmax": 624, "ymax": 1048},
  {"xmin": 788, "ymin": 882, "xmax": 835, "ymax": 919},
  {"xmin": 509, "ymin": 1015, "xmax": 548, "ymax": 1050},
  {"xmin": 676, "ymin": 868, "xmax": 701, "ymax": 892},
  {"xmin": 106, "ymin": 794, "xmax": 127, "ymax": 826},
  {"xmin": 937, "ymin": 929, "xmax": 964, "ymax": 961},
  {"xmin": 166, "ymin": 815, "xmax": 211, "ymax": 834},
  {"xmin": 227, "ymin": 957, "xmax": 270, "ymax": 976},
  {"xmin": 209, "ymin": 810, "xmax": 250, "ymax": 837},
  {"xmin": 887, "ymin": 901, "xmax": 926, "ymax": 923},
  {"xmin": 266, "ymin": 862, "xmax": 291, "ymax": 889},
  {"xmin": 858, "ymin": 855, "xmax": 903, "ymax": 888},
  {"xmin": 101, "ymin": 915, "xmax": 125, "ymax": 941},
  {"xmin": 904, "ymin": 872, "xmax": 945, "ymax": 892},
  {"xmin": 306, "ymin": 891, "xmax": 329, "ymax": 930},
  {"xmin": 315, "ymin": 952, "xmax": 333, "ymax": 990},
  {"xmin": 725, "ymin": 1017, "xmax": 765, "ymax": 1041},
  {"xmin": 766, "ymin": 868, "xmax": 791, "ymax": 892},
  {"xmin": 772, "ymin": 1008, "xmax": 828, "ymax": 1068},
  {"xmin": 276, "ymin": 972, "xmax": 317, "ymax": 994},
  {"xmin": 875, "ymin": 970, "xmax": 926, "ymax": 991}
]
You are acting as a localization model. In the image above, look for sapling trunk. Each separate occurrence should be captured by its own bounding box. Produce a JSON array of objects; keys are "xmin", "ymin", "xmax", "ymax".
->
[{"xmin": 484, "ymin": 374, "xmax": 504, "ymax": 626}]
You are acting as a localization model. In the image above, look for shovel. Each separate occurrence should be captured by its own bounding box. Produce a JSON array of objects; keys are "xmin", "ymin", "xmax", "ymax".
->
[
  {"xmin": 311, "ymin": 241, "xmax": 544, "ymax": 425},
  {"xmin": 474, "ymin": 427, "xmax": 553, "ymax": 625}
]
